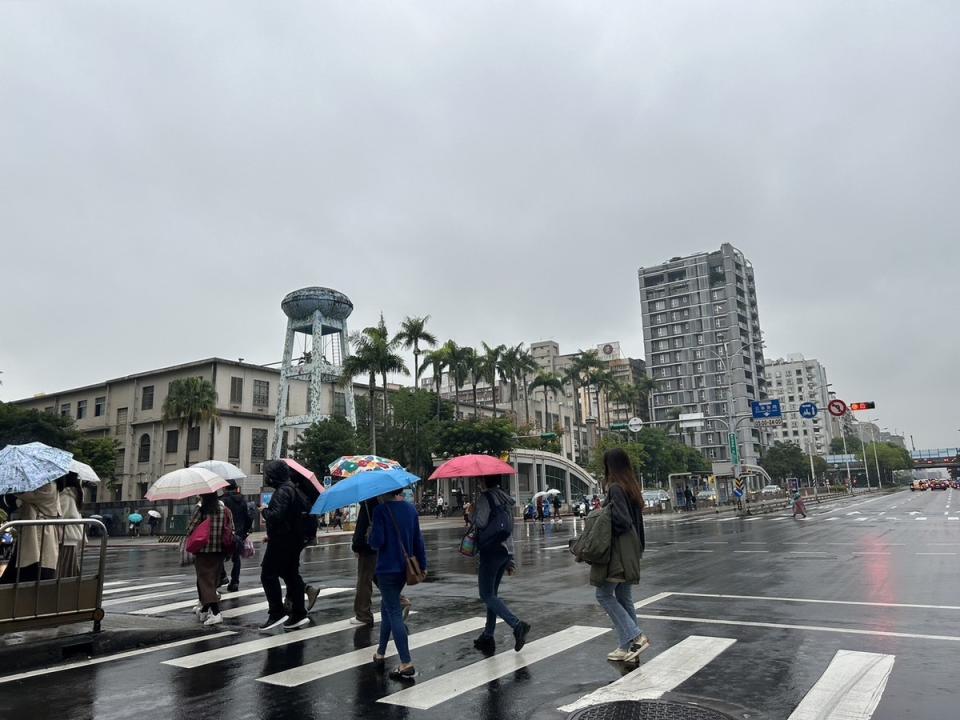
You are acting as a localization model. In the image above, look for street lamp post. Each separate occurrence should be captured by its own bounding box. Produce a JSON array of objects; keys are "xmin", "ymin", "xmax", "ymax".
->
[
  {"xmin": 869, "ymin": 418, "xmax": 883, "ymax": 489},
  {"xmin": 856, "ymin": 419, "xmax": 871, "ymax": 490}
]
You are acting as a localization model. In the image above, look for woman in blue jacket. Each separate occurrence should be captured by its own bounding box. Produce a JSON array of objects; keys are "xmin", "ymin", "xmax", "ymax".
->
[{"xmin": 368, "ymin": 488, "xmax": 427, "ymax": 680}]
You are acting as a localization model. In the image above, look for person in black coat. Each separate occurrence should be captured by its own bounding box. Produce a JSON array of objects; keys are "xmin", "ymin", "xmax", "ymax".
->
[{"xmin": 222, "ymin": 480, "xmax": 252, "ymax": 592}]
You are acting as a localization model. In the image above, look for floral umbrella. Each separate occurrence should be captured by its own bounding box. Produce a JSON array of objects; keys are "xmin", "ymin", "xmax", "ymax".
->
[
  {"xmin": 0, "ymin": 442, "xmax": 74, "ymax": 495},
  {"xmin": 328, "ymin": 455, "xmax": 402, "ymax": 479}
]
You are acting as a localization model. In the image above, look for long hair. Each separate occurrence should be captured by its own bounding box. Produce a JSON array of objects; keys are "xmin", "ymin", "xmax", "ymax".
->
[
  {"xmin": 200, "ymin": 492, "xmax": 220, "ymax": 516},
  {"xmin": 603, "ymin": 448, "xmax": 644, "ymax": 506}
]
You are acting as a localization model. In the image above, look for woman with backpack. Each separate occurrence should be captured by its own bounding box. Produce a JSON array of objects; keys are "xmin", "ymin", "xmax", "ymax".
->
[
  {"xmin": 368, "ymin": 488, "xmax": 427, "ymax": 681},
  {"xmin": 593, "ymin": 448, "xmax": 648, "ymax": 662},
  {"xmin": 471, "ymin": 476, "xmax": 531, "ymax": 654},
  {"xmin": 186, "ymin": 491, "xmax": 235, "ymax": 626}
]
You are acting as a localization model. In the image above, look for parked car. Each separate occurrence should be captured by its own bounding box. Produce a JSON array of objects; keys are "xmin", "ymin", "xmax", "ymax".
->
[
  {"xmin": 761, "ymin": 484, "xmax": 782, "ymax": 497},
  {"xmin": 696, "ymin": 488, "xmax": 718, "ymax": 505},
  {"xmin": 642, "ymin": 490, "xmax": 671, "ymax": 511}
]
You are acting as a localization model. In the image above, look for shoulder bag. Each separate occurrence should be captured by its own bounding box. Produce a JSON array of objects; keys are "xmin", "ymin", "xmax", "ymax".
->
[{"xmin": 385, "ymin": 503, "xmax": 427, "ymax": 585}]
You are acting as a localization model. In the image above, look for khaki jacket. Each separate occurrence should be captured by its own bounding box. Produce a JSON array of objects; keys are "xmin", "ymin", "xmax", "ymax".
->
[{"xmin": 15, "ymin": 482, "xmax": 62, "ymax": 569}]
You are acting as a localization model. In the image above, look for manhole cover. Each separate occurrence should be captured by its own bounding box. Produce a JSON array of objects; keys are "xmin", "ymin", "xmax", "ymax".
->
[{"xmin": 567, "ymin": 700, "xmax": 737, "ymax": 720}]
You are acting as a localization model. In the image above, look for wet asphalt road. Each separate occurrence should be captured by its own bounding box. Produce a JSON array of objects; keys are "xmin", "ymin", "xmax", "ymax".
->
[{"xmin": 2, "ymin": 487, "xmax": 959, "ymax": 720}]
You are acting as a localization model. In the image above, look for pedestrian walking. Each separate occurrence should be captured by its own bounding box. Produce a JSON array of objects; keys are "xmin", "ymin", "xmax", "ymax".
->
[
  {"xmin": 593, "ymin": 448, "xmax": 648, "ymax": 663},
  {"xmin": 536, "ymin": 495, "xmax": 545, "ymax": 524},
  {"xmin": 552, "ymin": 494, "xmax": 562, "ymax": 524},
  {"xmin": 259, "ymin": 460, "xmax": 313, "ymax": 632},
  {"xmin": 351, "ymin": 497, "xmax": 411, "ymax": 626},
  {"xmin": 0, "ymin": 481, "xmax": 61, "ymax": 584},
  {"xmin": 368, "ymin": 488, "xmax": 427, "ymax": 681},
  {"xmin": 56, "ymin": 472, "xmax": 85, "ymax": 576},
  {"xmin": 185, "ymin": 491, "xmax": 235, "ymax": 626},
  {"xmin": 471, "ymin": 476, "xmax": 530, "ymax": 654},
  {"xmin": 463, "ymin": 498, "xmax": 473, "ymax": 528},
  {"xmin": 332, "ymin": 507, "xmax": 344, "ymax": 531},
  {"xmin": 435, "ymin": 495, "xmax": 444, "ymax": 518},
  {"xmin": 222, "ymin": 480, "xmax": 252, "ymax": 592},
  {"xmin": 791, "ymin": 489, "xmax": 807, "ymax": 518}
]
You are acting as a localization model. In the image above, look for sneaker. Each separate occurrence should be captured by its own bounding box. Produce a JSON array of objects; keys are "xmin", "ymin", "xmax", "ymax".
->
[
  {"xmin": 226, "ymin": 584, "xmax": 239, "ymax": 593},
  {"xmin": 305, "ymin": 585, "xmax": 320, "ymax": 612},
  {"xmin": 606, "ymin": 647, "xmax": 633, "ymax": 661},
  {"xmin": 259, "ymin": 614, "xmax": 288, "ymax": 632},
  {"xmin": 283, "ymin": 612, "xmax": 310, "ymax": 630},
  {"xmin": 388, "ymin": 665, "xmax": 418, "ymax": 681},
  {"xmin": 203, "ymin": 613, "xmax": 223, "ymax": 626},
  {"xmin": 192, "ymin": 604, "xmax": 203, "ymax": 617},
  {"xmin": 350, "ymin": 617, "xmax": 373, "ymax": 626},
  {"xmin": 513, "ymin": 621, "xmax": 531, "ymax": 652},
  {"xmin": 372, "ymin": 653, "xmax": 386, "ymax": 669},
  {"xmin": 624, "ymin": 634, "xmax": 651, "ymax": 662},
  {"xmin": 473, "ymin": 634, "xmax": 496, "ymax": 653},
  {"xmin": 198, "ymin": 611, "xmax": 209, "ymax": 623}
]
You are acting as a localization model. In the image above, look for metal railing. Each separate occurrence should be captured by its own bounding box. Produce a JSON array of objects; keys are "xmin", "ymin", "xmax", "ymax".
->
[{"xmin": 0, "ymin": 518, "xmax": 107, "ymax": 634}]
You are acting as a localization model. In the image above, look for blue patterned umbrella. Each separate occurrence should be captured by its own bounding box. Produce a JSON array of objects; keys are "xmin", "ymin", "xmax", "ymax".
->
[{"xmin": 0, "ymin": 442, "xmax": 74, "ymax": 494}]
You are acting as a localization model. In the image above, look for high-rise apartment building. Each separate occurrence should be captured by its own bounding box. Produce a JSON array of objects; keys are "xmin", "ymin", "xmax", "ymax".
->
[
  {"xmin": 638, "ymin": 244, "xmax": 767, "ymax": 467},
  {"xmin": 765, "ymin": 354, "xmax": 835, "ymax": 455}
]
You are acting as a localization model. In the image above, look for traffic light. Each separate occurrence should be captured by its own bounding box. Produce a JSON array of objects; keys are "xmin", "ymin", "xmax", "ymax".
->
[{"xmin": 849, "ymin": 402, "xmax": 876, "ymax": 411}]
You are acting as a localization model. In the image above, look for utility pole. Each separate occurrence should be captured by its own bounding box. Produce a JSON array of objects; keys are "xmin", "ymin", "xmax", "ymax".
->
[
  {"xmin": 869, "ymin": 422, "xmax": 883, "ymax": 489},
  {"xmin": 857, "ymin": 420, "xmax": 871, "ymax": 490}
]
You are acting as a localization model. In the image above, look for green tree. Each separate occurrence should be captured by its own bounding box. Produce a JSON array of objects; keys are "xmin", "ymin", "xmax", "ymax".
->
[
  {"xmin": 465, "ymin": 347, "xmax": 485, "ymax": 418},
  {"xmin": 439, "ymin": 340, "xmax": 471, "ymax": 420},
  {"xmin": 292, "ymin": 417, "xmax": 358, "ymax": 478},
  {"xmin": 381, "ymin": 388, "xmax": 450, "ymax": 478},
  {"xmin": 859, "ymin": 442, "xmax": 913, "ymax": 484},
  {"xmin": 161, "ymin": 377, "xmax": 220, "ymax": 468},
  {"xmin": 573, "ymin": 350, "xmax": 604, "ymax": 423},
  {"xmin": 759, "ymin": 441, "xmax": 811, "ymax": 482},
  {"xmin": 433, "ymin": 417, "xmax": 516, "ymax": 457},
  {"xmin": 72, "ymin": 436, "xmax": 121, "ymax": 488},
  {"xmin": 420, "ymin": 349, "xmax": 448, "ymax": 417},
  {"xmin": 527, "ymin": 371, "xmax": 564, "ymax": 431},
  {"xmin": 516, "ymin": 346, "xmax": 539, "ymax": 425},
  {"xmin": 829, "ymin": 434, "xmax": 863, "ymax": 454},
  {"xmin": 478, "ymin": 342, "xmax": 506, "ymax": 418},
  {"xmin": 394, "ymin": 315, "xmax": 437, "ymax": 389},
  {"xmin": 0, "ymin": 402, "xmax": 76, "ymax": 449},
  {"xmin": 588, "ymin": 435, "xmax": 648, "ymax": 485},
  {"xmin": 341, "ymin": 333, "xmax": 380, "ymax": 453}
]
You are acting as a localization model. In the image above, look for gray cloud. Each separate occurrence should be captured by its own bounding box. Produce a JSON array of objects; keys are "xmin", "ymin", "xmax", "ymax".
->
[{"xmin": 1, "ymin": 1, "xmax": 957, "ymax": 447}]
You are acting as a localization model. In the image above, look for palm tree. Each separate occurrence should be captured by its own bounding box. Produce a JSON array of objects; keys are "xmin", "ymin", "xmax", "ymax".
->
[
  {"xmin": 465, "ymin": 347, "xmax": 485, "ymax": 418},
  {"xmin": 634, "ymin": 374, "xmax": 656, "ymax": 419},
  {"xmin": 341, "ymin": 332, "xmax": 380, "ymax": 453},
  {"xmin": 592, "ymin": 369, "xmax": 620, "ymax": 428},
  {"xmin": 364, "ymin": 315, "xmax": 410, "ymax": 429},
  {"xmin": 420, "ymin": 349, "xmax": 448, "ymax": 417},
  {"xmin": 161, "ymin": 377, "xmax": 220, "ymax": 468},
  {"xmin": 571, "ymin": 350, "xmax": 603, "ymax": 423},
  {"xmin": 478, "ymin": 342, "xmax": 506, "ymax": 417},
  {"xmin": 516, "ymin": 346, "xmax": 539, "ymax": 425},
  {"xmin": 440, "ymin": 341, "xmax": 471, "ymax": 420},
  {"xmin": 527, "ymin": 371, "xmax": 564, "ymax": 432},
  {"xmin": 499, "ymin": 344, "xmax": 520, "ymax": 420},
  {"xmin": 394, "ymin": 315, "xmax": 437, "ymax": 390}
]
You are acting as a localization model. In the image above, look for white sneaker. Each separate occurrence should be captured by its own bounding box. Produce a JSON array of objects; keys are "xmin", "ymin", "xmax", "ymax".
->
[
  {"xmin": 349, "ymin": 617, "xmax": 371, "ymax": 626},
  {"xmin": 607, "ymin": 647, "xmax": 633, "ymax": 661},
  {"xmin": 624, "ymin": 634, "xmax": 651, "ymax": 662},
  {"xmin": 203, "ymin": 613, "xmax": 223, "ymax": 626}
]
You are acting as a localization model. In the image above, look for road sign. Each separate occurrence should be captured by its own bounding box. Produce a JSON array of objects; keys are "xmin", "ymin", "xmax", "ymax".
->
[
  {"xmin": 610, "ymin": 423, "xmax": 629, "ymax": 431},
  {"xmin": 754, "ymin": 417, "xmax": 784, "ymax": 427},
  {"xmin": 628, "ymin": 417, "xmax": 644, "ymax": 433},
  {"xmin": 751, "ymin": 399, "xmax": 782, "ymax": 419},
  {"xmin": 728, "ymin": 432, "xmax": 740, "ymax": 465},
  {"xmin": 828, "ymin": 399, "xmax": 847, "ymax": 417},
  {"xmin": 734, "ymin": 477, "xmax": 745, "ymax": 498},
  {"xmin": 679, "ymin": 412, "xmax": 704, "ymax": 429},
  {"xmin": 798, "ymin": 402, "xmax": 818, "ymax": 419}
]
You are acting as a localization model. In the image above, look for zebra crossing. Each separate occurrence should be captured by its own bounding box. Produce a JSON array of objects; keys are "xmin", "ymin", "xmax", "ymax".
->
[{"xmin": 1, "ymin": 580, "xmax": 917, "ymax": 719}]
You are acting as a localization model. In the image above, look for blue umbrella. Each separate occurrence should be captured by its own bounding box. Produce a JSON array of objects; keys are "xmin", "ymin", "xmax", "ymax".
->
[
  {"xmin": 0, "ymin": 442, "xmax": 73, "ymax": 495},
  {"xmin": 311, "ymin": 468, "xmax": 420, "ymax": 515},
  {"xmin": 128, "ymin": 512, "xmax": 144, "ymax": 524}
]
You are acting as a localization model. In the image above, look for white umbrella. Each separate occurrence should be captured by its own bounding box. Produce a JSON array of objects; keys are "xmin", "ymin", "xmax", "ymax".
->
[
  {"xmin": 147, "ymin": 509, "xmax": 162, "ymax": 519},
  {"xmin": 545, "ymin": 488, "xmax": 561, "ymax": 496},
  {"xmin": 145, "ymin": 468, "xmax": 229, "ymax": 501},
  {"xmin": 533, "ymin": 491, "xmax": 548, "ymax": 500},
  {"xmin": 190, "ymin": 460, "xmax": 246, "ymax": 481},
  {"xmin": 70, "ymin": 460, "xmax": 101, "ymax": 484}
]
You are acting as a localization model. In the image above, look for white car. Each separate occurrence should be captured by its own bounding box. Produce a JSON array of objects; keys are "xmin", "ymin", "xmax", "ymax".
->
[
  {"xmin": 761, "ymin": 484, "xmax": 782, "ymax": 497},
  {"xmin": 642, "ymin": 490, "xmax": 670, "ymax": 509}
]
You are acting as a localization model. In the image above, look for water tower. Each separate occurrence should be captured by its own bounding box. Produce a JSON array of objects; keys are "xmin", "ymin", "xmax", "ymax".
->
[{"xmin": 272, "ymin": 287, "xmax": 357, "ymax": 458}]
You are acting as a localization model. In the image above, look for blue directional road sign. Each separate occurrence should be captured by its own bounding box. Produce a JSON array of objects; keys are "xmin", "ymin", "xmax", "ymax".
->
[
  {"xmin": 798, "ymin": 402, "xmax": 818, "ymax": 419},
  {"xmin": 751, "ymin": 399, "xmax": 782, "ymax": 419}
]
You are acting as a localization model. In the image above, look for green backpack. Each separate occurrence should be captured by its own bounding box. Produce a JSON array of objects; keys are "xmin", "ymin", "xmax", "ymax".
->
[{"xmin": 569, "ymin": 505, "xmax": 612, "ymax": 565}]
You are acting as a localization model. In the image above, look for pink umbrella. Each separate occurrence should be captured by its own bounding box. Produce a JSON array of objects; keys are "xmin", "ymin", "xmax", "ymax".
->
[
  {"xmin": 282, "ymin": 458, "xmax": 324, "ymax": 495},
  {"xmin": 428, "ymin": 454, "xmax": 516, "ymax": 480}
]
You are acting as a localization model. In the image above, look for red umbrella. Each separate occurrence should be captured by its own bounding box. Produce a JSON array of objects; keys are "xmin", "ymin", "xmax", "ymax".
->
[
  {"xmin": 428, "ymin": 454, "xmax": 516, "ymax": 480},
  {"xmin": 282, "ymin": 458, "xmax": 324, "ymax": 495}
]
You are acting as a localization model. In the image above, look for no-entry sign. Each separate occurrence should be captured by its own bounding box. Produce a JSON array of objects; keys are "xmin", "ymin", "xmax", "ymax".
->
[{"xmin": 828, "ymin": 399, "xmax": 847, "ymax": 417}]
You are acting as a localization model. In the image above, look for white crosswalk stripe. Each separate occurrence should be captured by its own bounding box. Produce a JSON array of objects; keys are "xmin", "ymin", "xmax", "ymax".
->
[
  {"xmin": 379, "ymin": 625, "xmax": 609, "ymax": 709},
  {"xmin": 559, "ymin": 635, "xmax": 737, "ymax": 713},
  {"xmin": 130, "ymin": 588, "xmax": 264, "ymax": 615},
  {"xmin": 102, "ymin": 587, "xmax": 196, "ymax": 607},
  {"xmin": 788, "ymin": 650, "xmax": 894, "ymax": 720},
  {"xmin": 102, "ymin": 581, "xmax": 180, "ymax": 596}
]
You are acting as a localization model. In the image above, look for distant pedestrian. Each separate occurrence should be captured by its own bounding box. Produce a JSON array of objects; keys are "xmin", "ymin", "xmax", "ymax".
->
[
  {"xmin": 593, "ymin": 448, "xmax": 648, "ymax": 663},
  {"xmin": 368, "ymin": 488, "xmax": 427, "ymax": 681},
  {"xmin": 259, "ymin": 460, "xmax": 312, "ymax": 632},
  {"xmin": 683, "ymin": 487, "xmax": 694, "ymax": 511},
  {"xmin": 463, "ymin": 499, "xmax": 474, "ymax": 528},
  {"xmin": 791, "ymin": 489, "xmax": 807, "ymax": 518},
  {"xmin": 536, "ymin": 495, "xmax": 545, "ymax": 524},
  {"xmin": 332, "ymin": 508, "xmax": 344, "ymax": 531},
  {"xmin": 186, "ymin": 491, "xmax": 235, "ymax": 626},
  {"xmin": 471, "ymin": 476, "xmax": 530, "ymax": 654},
  {"xmin": 351, "ymin": 497, "xmax": 410, "ymax": 626},
  {"xmin": 552, "ymin": 494, "xmax": 562, "ymax": 524},
  {"xmin": 436, "ymin": 495, "xmax": 444, "ymax": 518},
  {"xmin": 675, "ymin": 486, "xmax": 685, "ymax": 511},
  {"xmin": 592, "ymin": 495, "xmax": 602, "ymax": 512},
  {"xmin": 222, "ymin": 480, "xmax": 253, "ymax": 592}
]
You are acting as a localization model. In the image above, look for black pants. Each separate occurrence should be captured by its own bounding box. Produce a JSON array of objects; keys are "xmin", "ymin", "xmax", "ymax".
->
[
  {"xmin": 229, "ymin": 534, "xmax": 246, "ymax": 586},
  {"xmin": 261, "ymin": 541, "xmax": 304, "ymax": 616}
]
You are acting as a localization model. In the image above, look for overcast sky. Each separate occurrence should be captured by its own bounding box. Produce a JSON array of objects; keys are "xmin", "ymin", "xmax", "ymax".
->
[{"xmin": 1, "ymin": 2, "xmax": 957, "ymax": 448}]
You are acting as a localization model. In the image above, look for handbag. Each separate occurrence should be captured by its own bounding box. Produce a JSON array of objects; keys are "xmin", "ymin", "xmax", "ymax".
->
[
  {"xmin": 459, "ymin": 526, "xmax": 478, "ymax": 558},
  {"xmin": 241, "ymin": 536, "xmax": 255, "ymax": 559},
  {"xmin": 185, "ymin": 517, "xmax": 211, "ymax": 554},
  {"xmin": 385, "ymin": 503, "xmax": 427, "ymax": 586},
  {"xmin": 221, "ymin": 522, "xmax": 236, "ymax": 553}
]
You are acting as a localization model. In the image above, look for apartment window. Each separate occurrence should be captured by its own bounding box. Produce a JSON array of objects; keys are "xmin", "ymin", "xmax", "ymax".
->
[
  {"xmin": 141, "ymin": 385, "xmax": 154, "ymax": 410},
  {"xmin": 165, "ymin": 430, "xmax": 179, "ymax": 454},
  {"xmin": 188, "ymin": 426, "xmax": 201, "ymax": 452},
  {"xmin": 116, "ymin": 447, "xmax": 126, "ymax": 474},
  {"xmin": 230, "ymin": 377, "xmax": 244, "ymax": 404},
  {"xmin": 44, "ymin": 406, "xmax": 54, "ymax": 414},
  {"xmin": 670, "ymin": 298, "xmax": 680, "ymax": 308},
  {"xmin": 253, "ymin": 380, "xmax": 270, "ymax": 408},
  {"xmin": 655, "ymin": 340, "xmax": 669, "ymax": 351},
  {"xmin": 672, "ymin": 338, "xmax": 683, "ymax": 349},
  {"xmin": 796, "ymin": 369, "xmax": 803, "ymax": 376},
  {"xmin": 656, "ymin": 327, "xmax": 668, "ymax": 338},
  {"xmin": 228, "ymin": 426, "xmax": 241, "ymax": 461},
  {"xmin": 788, "ymin": 395, "xmax": 795, "ymax": 402},
  {"xmin": 94, "ymin": 396, "xmax": 105, "ymax": 417},
  {"xmin": 75, "ymin": 400, "xmax": 87, "ymax": 419},
  {"xmin": 695, "ymin": 363, "xmax": 704, "ymax": 373},
  {"xmin": 711, "ymin": 290, "xmax": 724, "ymax": 300},
  {"xmin": 696, "ymin": 335, "xmax": 704, "ymax": 346},
  {"xmin": 137, "ymin": 434, "xmax": 151, "ymax": 463},
  {"xmin": 334, "ymin": 392, "xmax": 347, "ymax": 417},
  {"xmin": 116, "ymin": 407, "xmax": 128, "ymax": 427},
  {"xmin": 714, "ymin": 318, "xmax": 725, "ymax": 329},
  {"xmin": 714, "ymin": 374, "xmax": 725, "ymax": 385},
  {"xmin": 694, "ymin": 349, "xmax": 704, "ymax": 359},
  {"xmin": 60, "ymin": 403, "xmax": 71, "ymax": 418},
  {"xmin": 653, "ymin": 300, "xmax": 666, "ymax": 311},
  {"xmin": 251, "ymin": 428, "xmax": 268, "ymax": 464},
  {"xmin": 715, "ymin": 360, "xmax": 725, "ymax": 371}
]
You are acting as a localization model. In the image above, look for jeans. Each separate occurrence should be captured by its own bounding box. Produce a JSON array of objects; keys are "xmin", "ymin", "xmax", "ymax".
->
[
  {"xmin": 596, "ymin": 581, "xmax": 641, "ymax": 649},
  {"xmin": 261, "ymin": 541, "xmax": 305, "ymax": 616},
  {"xmin": 229, "ymin": 534, "xmax": 245, "ymax": 587},
  {"xmin": 477, "ymin": 547, "xmax": 519, "ymax": 636},
  {"xmin": 377, "ymin": 572, "xmax": 411, "ymax": 664}
]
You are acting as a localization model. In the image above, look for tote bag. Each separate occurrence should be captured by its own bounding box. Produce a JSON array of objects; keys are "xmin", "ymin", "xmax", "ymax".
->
[{"xmin": 185, "ymin": 517, "xmax": 212, "ymax": 554}]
